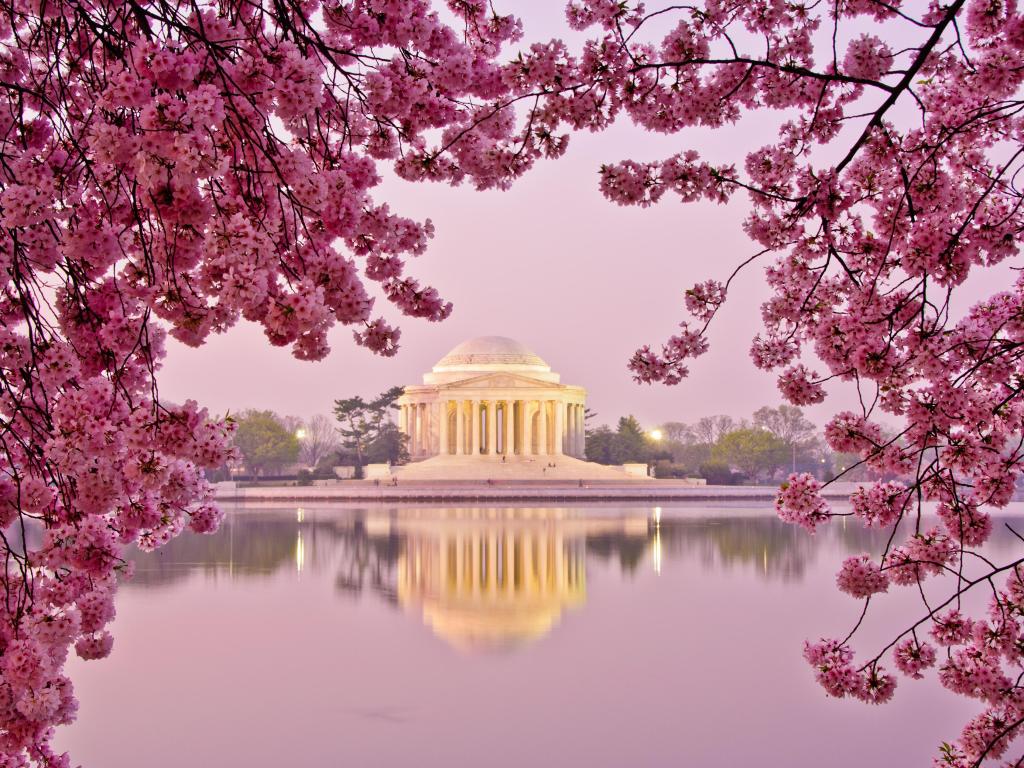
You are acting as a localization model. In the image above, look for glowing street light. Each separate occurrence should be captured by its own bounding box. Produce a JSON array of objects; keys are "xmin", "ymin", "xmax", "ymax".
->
[
  {"xmin": 295, "ymin": 427, "xmax": 307, "ymax": 440},
  {"xmin": 648, "ymin": 428, "xmax": 664, "ymax": 442}
]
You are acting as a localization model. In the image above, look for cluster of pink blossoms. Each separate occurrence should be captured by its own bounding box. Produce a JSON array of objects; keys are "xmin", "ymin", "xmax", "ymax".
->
[
  {"xmin": 0, "ymin": 0, "xmax": 576, "ymax": 764},
  {"xmin": 3, "ymin": 0, "xmax": 1024, "ymax": 764},
  {"xmin": 803, "ymin": 638, "xmax": 896, "ymax": 704},
  {"xmin": 516, "ymin": 0, "xmax": 1024, "ymax": 763},
  {"xmin": 775, "ymin": 474, "xmax": 830, "ymax": 533},
  {"xmin": 835, "ymin": 555, "xmax": 889, "ymax": 599}
]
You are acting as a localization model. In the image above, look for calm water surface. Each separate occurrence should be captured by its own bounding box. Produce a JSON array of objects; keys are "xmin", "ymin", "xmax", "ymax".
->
[{"xmin": 57, "ymin": 503, "xmax": 1024, "ymax": 767}]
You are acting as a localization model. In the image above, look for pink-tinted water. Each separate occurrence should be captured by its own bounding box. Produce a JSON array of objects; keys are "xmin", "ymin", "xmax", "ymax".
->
[{"xmin": 56, "ymin": 503, "xmax": 1023, "ymax": 767}]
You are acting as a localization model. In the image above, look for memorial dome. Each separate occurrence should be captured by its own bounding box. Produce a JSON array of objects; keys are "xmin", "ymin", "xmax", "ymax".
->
[{"xmin": 433, "ymin": 336, "xmax": 550, "ymax": 373}]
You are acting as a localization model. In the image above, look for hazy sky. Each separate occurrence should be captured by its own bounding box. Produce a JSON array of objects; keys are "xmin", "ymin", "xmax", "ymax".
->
[{"xmin": 156, "ymin": 2, "xmax": 1015, "ymax": 431}]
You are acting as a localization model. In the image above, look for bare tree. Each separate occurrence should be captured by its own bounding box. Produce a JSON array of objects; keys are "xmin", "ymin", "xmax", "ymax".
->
[
  {"xmin": 279, "ymin": 414, "xmax": 304, "ymax": 435},
  {"xmin": 752, "ymin": 406, "xmax": 817, "ymax": 447},
  {"xmin": 661, "ymin": 421, "xmax": 694, "ymax": 444},
  {"xmin": 692, "ymin": 415, "xmax": 735, "ymax": 444},
  {"xmin": 298, "ymin": 415, "xmax": 340, "ymax": 467}
]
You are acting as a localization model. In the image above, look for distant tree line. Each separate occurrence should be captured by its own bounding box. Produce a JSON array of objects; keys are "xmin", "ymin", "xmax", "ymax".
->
[
  {"xmin": 586, "ymin": 405, "xmax": 887, "ymax": 485},
  {"xmin": 221, "ymin": 398, "xmax": 884, "ymax": 487},
  {"xmin": 215, "ymin": 387, "xmax": 409, "ymax": 481}
]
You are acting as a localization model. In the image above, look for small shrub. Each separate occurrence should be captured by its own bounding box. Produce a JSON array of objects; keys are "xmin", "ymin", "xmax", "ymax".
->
[{"xmin": 699, "ymin": 461, "xmax": 736, "ymax": 485}]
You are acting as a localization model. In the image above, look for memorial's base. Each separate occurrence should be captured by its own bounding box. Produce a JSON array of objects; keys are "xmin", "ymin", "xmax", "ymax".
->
[{"xmin": 394, "ymin": 454, "xmax": 644, "ymax": 481}]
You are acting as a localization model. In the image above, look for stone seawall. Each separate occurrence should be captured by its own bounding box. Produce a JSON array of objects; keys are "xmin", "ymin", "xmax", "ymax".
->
[{"xmin": 214, "ymin": 480, "xmax": 868, "ymax": 503}]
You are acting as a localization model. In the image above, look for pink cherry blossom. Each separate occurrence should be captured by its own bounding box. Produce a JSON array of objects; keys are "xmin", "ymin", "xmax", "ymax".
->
[
  {"xmin": 0, "ymin": 0, "xmax": 543, "ymax": 761},
  {"xmin": 893, "ymin": 638, "xmax": 937, "ymax": 679},
  {"xmin": 775, "ymin": 473, "xmax": 831, "ymax": 533},
  {"xmin": 3, "ymin": 0, "xmax": 1024, "ymax": 763},
  {"xmin": 849, "ymin": 482, "xmax": 909, "ymax": 528},
  {"xmin": 803, "ymin": 639, "xmax": 860, "ymax": 698},
  {"xmin": 549, "ymin": 0, "xmax": 1024, "ymax": 760},
  {"xmin": 836, "ymin": 555, "xmax": 889, "ymax": 599}
]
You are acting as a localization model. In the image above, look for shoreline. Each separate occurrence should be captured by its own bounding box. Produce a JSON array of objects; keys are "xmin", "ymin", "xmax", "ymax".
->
[{"xmin": 214, "ymin": 480, "xmax": 867, "ymax": 503}]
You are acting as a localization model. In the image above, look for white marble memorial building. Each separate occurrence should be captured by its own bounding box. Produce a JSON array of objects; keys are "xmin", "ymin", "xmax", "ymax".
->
[{"xmin": 394, "ymin": 336, "xmax": 643, "ymax": 480}]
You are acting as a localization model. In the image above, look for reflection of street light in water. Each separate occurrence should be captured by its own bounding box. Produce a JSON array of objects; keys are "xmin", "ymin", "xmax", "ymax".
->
[
  {"xmin": 295, "ymin": 531, "xmax": 305, "ymax": 574},
  {"xmin": 652, "ymin": 507, "xmax": 662, "ymax": 574}
]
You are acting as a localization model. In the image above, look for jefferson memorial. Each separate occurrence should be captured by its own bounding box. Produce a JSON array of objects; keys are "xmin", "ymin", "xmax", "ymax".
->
[{"xmin": 393, "ymin": 336, "xmax": 645, "ymax": 480}]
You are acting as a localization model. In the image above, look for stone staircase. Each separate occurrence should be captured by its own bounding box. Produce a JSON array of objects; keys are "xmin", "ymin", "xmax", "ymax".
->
[{"xmin": 393, "ymin": 454, "xmax": 643, "ymax": 481}]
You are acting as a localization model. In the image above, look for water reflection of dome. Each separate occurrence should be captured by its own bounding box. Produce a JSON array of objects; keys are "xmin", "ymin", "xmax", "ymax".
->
[{"xmin": 397, "ymin": 520, "xmax": 586, "ymax": 652}]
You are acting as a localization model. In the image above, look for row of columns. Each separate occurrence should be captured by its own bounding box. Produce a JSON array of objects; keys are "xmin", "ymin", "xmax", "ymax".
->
[
  {"xmin": 399, "ymin": 399, "xmax": 587, "ymax": 459},
  {"xmin": 399, "ymin": 401, "xmax": 434, "ymax": 456}
]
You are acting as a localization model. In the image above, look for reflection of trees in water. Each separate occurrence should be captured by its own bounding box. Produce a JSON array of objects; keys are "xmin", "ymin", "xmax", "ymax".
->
[
  {"xmin": 656, "ymin": 515, "xmax": 1024, "ymax": 581},
  {"xmin": 334, "ymin": 519, "xmax": 400, "ymax": 605},
  {"xmin": 126, "ymin": 509, "xmax": 1024, "ymax": 592},
  {"xmin": 655, "ymin": 518, "xmax": 819, "ymax": 582},
  {"xmin": 654, "ymin": 516, "xmax": 905, "ymax": 582},
  {"xmin": 129, "ymin": 515, "xmax": 332, "ymax": 587},
  {"xmin": 131, "ymin": 517, "xmax": 282, "ymax": 586},
  {"xmin": 586, "ymin": 533, "xmax": 648, "ymax": 575}
]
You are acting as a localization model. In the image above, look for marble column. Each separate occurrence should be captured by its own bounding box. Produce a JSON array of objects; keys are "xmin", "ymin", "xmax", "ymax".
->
[
  {"xmin": 438, "ymin": 400, "xmax": 449, "ymax": 455},
  {"xmin": 568, "ymin": 403, "xmax": 577, "ymax": 457},
  {"xmin": 569, "ymin": 403, "xmax": 578, "ymax": 457},
  {"xmin": 486, "ymin": 401, "xmax": 497, "ymax": 455},
  {"xmin": 553, "ymin": 400, "xmax": 564, "ymax": 455},
  {"xmin": 403, "ymin": 405, "xmax": 411, "ymax": 454},
  {"xmin": 413, "ymin": 403, "xmax": 420, "ymax": 456},
  {"xmin": 421, "ymin": 403, "xmax": 430, "ymax": 456},
  {"xmin": 505, "ymin": 400, "xmax": 515, "ymax": 455},
  {"xmin": 537, "ymin": 400, "xmax": 548, "ymax": 455},
  {"xmin": 471, "ymin": 399, "xmax": 481, "ymax": 455},
  {"xmin": 398, "ymin": 405, "xmax": 407, "ymax": 438},
  {"xmin": 455, "ymin": 399, "xmax": 465, "ymax": 455},
  {"xmin": 576, "ymin": 404, "xmax": 585, "ymax": 457},
  {"xmin": 521, "ymin": 400, "xmax": 533, "ymax": 456}
]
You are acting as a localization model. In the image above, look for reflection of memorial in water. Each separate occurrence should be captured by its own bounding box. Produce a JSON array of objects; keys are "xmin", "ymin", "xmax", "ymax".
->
[
  {"xmin": 125, "ymin": 506, "xmax": 1024, "ymax": 639},
  {"xmin": 389, "ymin": 514, "xmax": 602, "ymax": 651}
]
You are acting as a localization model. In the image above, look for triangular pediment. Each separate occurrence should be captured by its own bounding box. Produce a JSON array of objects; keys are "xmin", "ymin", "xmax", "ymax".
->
[{"xmin": 444, "ymin": 372, "xmax": 558, "ymax": 389}]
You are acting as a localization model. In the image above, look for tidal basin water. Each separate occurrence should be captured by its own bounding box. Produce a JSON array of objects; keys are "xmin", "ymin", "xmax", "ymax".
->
[{"xmin": 57, "ymin": 503, "xmax": 1024, "ymax": 767}]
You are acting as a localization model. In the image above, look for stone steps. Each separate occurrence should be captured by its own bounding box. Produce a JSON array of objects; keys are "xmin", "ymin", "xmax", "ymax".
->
[{"xmin": 394, "ymin": 454, "xmax": 640, "ymax": 481}]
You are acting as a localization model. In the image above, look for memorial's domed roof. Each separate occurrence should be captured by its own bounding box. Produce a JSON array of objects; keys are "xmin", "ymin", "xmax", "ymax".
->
[{"xmin": 433, "ymin": 336, "xmax": 550, "ymax": 372}]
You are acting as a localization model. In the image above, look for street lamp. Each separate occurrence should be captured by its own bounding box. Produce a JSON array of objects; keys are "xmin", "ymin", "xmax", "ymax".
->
[
  {"xmin": 648, "ymin": 428, "xmax": 663, "ymax": 442},
  {"xmin": 295, "ymin": 427, "xmax": 307, "ymax": 440}
]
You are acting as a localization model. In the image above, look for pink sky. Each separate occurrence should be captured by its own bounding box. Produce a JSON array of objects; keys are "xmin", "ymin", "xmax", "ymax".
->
[{"xmin": 156, "ymin": 2, "xmax": 1016, "ymax": 431}]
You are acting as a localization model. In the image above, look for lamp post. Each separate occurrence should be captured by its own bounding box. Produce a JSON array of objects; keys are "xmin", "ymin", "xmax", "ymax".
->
[{"xmin": 646, "ymin": 429, "xmax": 664, "ymax": 478}]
